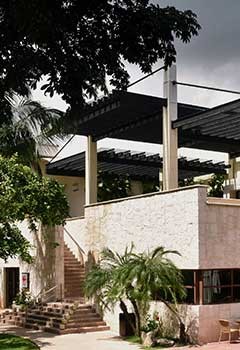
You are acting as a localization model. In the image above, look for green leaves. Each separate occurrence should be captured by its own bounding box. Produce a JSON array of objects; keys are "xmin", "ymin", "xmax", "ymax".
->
[
  {"xmin": 0, "ymin": 223, "xmax": 32, "ymax": 263},
  {"xmin": 85, "ymin": 244, "xmax": 185, "ymax": 334},
  {"xmin": 0, "ymin": 97, "xmax": 64, "ymax": 166},
  {"xmin": 98, "ymin": 172, "xmax": 131, "ymax": 202},
  {"xmin": 208, "ymin": 174, "xmax": 225, "ymax": 198},
  {"xmin": 0, "ymin": 155, "xmax": 69, "ymax": 262},
  {"xmin": 0, "ymin": 1, "xmax": 200, "ymax": 111}
]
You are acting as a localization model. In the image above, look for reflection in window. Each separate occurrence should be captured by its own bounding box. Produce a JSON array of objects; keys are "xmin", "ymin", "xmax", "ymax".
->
[{"xmin": 203, "ymin": 270, "xmax": 240, "ymax": 304}]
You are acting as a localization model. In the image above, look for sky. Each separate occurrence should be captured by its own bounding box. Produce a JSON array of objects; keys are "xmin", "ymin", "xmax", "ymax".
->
[{"xmin": 34, "ymin": 0, "xmax": 239, "ymax": 162}]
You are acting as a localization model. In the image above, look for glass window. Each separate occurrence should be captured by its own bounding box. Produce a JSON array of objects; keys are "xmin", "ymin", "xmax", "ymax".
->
[
  {"xmin": 181, "ymin": 270, "xmax": 195, "ymax": 304},
  {"xmin": 233, "ymin": 270, "xmax": 240, "ymax": 284},
  {"xmin": 202, "ymin": 269, "xmax": 240, "ymax": 304}
]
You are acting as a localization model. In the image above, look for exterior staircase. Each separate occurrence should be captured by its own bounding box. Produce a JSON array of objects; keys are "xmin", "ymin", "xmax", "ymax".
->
[
  {"xmin": 64, "ymin": 244, "xmax": 85, "ymax": 299},
  {"xmin": 0, "ymin": 301, "xmax": 109, "ymax": 334},
  {"xmin": 0, "ymin": 244, "xmax": 110, "ymax": 334}
]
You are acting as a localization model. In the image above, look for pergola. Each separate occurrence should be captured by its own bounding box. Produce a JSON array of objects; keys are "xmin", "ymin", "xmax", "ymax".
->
[
  {"xmin": 46, "ymin": 148, "xmax": 228, "ymax": 181},
  {"xmin": 63, "ymin": 66, "xmax": 239, "ymax": 205}
]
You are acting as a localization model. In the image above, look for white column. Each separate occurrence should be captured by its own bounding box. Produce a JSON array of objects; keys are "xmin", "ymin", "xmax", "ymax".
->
[
  {"xmin": 162, "ymin": 64, "xmax": 178, "ymax": 191},
  {"xmin": 85, "ymin": 135, "xmax": 97, "ymax": 205}
]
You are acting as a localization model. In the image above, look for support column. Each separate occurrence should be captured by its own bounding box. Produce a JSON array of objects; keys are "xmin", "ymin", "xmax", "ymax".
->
[
  {"xmin": 162, "ymin": 65, "xmax": 178, "ymax": 191},
  {"xmin": 85, "ymin": 135, "xmax": 97, "ymax": 205},
  {"xmin": 224, "ymin": 156, "xmax": 237, "ymax": 198}
]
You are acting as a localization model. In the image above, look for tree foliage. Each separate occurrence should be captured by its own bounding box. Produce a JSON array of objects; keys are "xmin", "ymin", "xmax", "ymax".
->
[
  {"xmin": 0, "ymin": 1, "xmax": 200, "ymax": 113},
  {"xmin": 208, "ymin": 174, "xmax": 225, "ymax": 198},
  {"xmin": 98, "ymin": 171, "xmax": 131, "ymax": 201},
  {"xmin": 85, "ymin": 244, "xmax": 185, "ymax": 338},
  {"xmin": 0, "ymin": 155, "xmax": 69, "ymax": 262},
  {"xmin": 0, "ymin": 96, "xmax": 64, "ymax": 168}
]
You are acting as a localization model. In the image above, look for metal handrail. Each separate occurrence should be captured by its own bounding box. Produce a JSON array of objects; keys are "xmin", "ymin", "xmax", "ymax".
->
[
  {"xmin": 34, "ymin": 285, "xmax": 58, "ymax": 304},
  {"xmin": 64, "ymin": 227, "xmax": 85, "ymax": 265}
]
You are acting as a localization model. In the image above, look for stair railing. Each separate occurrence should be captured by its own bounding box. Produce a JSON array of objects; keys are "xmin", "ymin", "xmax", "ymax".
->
[
  {"xmin": 64, "ymin": 227, "xmax": 86, "ymax": 265},
  {"xmin": 34, "ymin": 285, "xmax": 58, "ymax": 304}
]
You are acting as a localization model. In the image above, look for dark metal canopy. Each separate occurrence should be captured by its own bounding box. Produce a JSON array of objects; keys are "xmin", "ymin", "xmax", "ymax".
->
[
  {"xmin": 71, "ymin": 90, "xmax": 240, "ymax": 155},
  {"xmin": 173, "ymin": 98, "xmax": 240, "ymax": 156},
  {"xmin": 46, "ymin": 148, "xmax": 229, "ymax": 181},
  {"xmin": 70, "ymin": 90, "xmax": 207, "ymax": 144}
]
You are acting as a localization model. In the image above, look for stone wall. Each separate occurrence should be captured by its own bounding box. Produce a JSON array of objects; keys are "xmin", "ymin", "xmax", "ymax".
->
[
  {"xmin": 0, "ymin": 222, "xmax": 64, "ymax": 307},
  {"xmin": 199, "ymin": 197, "xmax": 240, "ymax": 269},
  {"xmin": 84, "ymin": 186, "xmax": 203, "ymax": 269},
  {"xmin": 198, "ymin": 303, "xmax": 240, "ymax": 343}
]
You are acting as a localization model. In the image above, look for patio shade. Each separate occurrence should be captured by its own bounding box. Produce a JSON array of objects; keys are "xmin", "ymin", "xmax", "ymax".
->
[
  {"xmin": 46, "ymin": 148, "xmax": 229, "ymax": 181},
  {"xmin": 67, "ymin": 90, "xmax": 240, "ymax": 155},
  {"xmin": 68, "ymin": 90, "xmax": 206, "ymax": 144},
  {"xmin": 173, "ymin": 98, "xmax": 240, "ymax": 156}
]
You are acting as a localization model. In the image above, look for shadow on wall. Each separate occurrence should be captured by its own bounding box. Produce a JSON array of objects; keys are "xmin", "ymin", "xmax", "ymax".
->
[
  {"xmin": 85, "ymin": 251, "xmax": 97, "ymax": 276},
  {"xmin": 31, "ymin": 225, "xmax": 61, "ymax": 296},
  {"xmin": 153, "ymin": 304, "xmax": 199, "ymax": 344}
]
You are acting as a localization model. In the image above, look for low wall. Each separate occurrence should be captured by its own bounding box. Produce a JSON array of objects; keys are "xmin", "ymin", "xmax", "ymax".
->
[
  {"xmin": 199, "ymin": 198, "xmax": 240, "ymax": 269},
  {"xmin": 104, "ymin": 301, "xmax": 200, "ymax": 343},
  {"xmin": 84, "ymin": 186, "xmax": 204, "ymax": 269},
  {"xmin": 198, "ymin": 303, "xmax": 240, "ymax": 343}
]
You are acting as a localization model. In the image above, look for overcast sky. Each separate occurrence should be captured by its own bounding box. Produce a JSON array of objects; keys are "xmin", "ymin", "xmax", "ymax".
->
[{"xmin": 35, "ymin": 0, "xmax": 238, "ymax": 161}]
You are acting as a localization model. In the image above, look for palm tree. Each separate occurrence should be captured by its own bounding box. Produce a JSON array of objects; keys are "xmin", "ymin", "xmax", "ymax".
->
[
  {"xmin": 85, "ymin": 245, "xmax": 186, "ymax": 340},
  {"xmin": 0, "ymin": 92, "xmax": 64, "ymax": 172}
]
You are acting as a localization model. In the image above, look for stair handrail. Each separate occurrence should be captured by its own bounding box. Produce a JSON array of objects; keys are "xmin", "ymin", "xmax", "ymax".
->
[
  {"xmin": 34, "ymin": 285, "xmax": 58, "ymax": 304},
  {"xmin": 64, "ymin": 227, "xmax": 86, "ymax": 265}
]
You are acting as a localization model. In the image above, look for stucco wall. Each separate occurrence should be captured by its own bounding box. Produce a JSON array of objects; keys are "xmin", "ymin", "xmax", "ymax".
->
[
  {"xmin": 104, "ymin": 301, "xmax": 200, "ymax": 343},
  {"xmin": 0, "ymin": 222, "xmax": 64, "ymax": 307},
  {"xmin": 198, "ymin": 303, "xmax": 240, "ymax": 343},
  {"xmin": 84, "ymin": 186, "xmax": 203, "ymax": 269},
  {"xmin": 199, "ymin": 198, "xmax": 240, "ymax": 269},
  {"xmin": 50, "ymin": 175, "xmax": 85, "ymax": 218},
  {"xmin": 64, "ymin": 217, "xmax": 88, "ymax": 264}
]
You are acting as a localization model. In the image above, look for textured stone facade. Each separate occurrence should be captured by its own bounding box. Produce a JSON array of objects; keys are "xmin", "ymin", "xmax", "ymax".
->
[
  {"xmin": 64, "ymin": 185, "xmax": 240, "ymax": 343},
  {"xmin": 84, "ymin": 186, "xmax": 202, "ymax": 268},
  {"xmin": 2, "ymin": 185, "xmax": 240, "ymax": 343}
]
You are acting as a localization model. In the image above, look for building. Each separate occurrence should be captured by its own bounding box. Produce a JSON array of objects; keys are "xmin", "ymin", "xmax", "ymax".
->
[{"xmin": 1, "ymin": 66, "xmax": 240, "ymax": 343}]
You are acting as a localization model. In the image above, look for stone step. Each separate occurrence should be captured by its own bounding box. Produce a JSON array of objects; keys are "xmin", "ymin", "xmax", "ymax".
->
[
  {"xmin": 65, "ymin": 275, "xmax": 85, "ymax": 278},
  {"xmin": 61, "ymin": 325, "xmax": 110, "ymax": 334},
  {"xmin": 64, "ymin": 292, "xmax": 84, "ymax": 296},
  {"xmin": 63, "ymin": 297, "xmax": 84, "ymax": 302},
  {"xmin": 64, "ymin": 291, "xmax": 84, "ymax": 295},
  {"xmin": 69, "ymin": 314, "xmax": 102, "ymax": 321},
  {"xmin": 66, "ymin": 320, "xmax": 106, "ymax": 328},
  {"xmin": 64, "ymin": 265, "xmax": 84, "ymax": 269},
  {"xmin": 64, "ymin": 283, "xmax": 84, "ymax": 287},
  {"xmin": 64, "ymin": 272, "xmax": 85, "ymax": 277},
  {"xmin": 29, "ymin": 308, "xmax": 66, "ymax": 315},
  {"xmin": 24, "ymin": 313, "xmax": 63, "ymax": 323},
  {"xmin": 64, "ymin": 293, "xmax": 84, "ymax": 298}
]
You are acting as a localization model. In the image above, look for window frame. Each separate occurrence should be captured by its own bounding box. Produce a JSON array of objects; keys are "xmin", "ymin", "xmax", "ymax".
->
[{"xmin": 181, "ymin": 269, "xmax": 240, "ymax": 305}]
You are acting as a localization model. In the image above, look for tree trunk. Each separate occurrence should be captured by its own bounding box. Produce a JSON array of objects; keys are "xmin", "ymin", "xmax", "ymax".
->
[
  {"xmin": 129, "ymin": 298, "xmax": 141, "ymax": 337},
  {"xmin": 159, "ymin": 298, "xmax": 189, "ymax": 344},
  {"xmin": 119, "ymin": 299, "xmax": 136, "ymax": 335}
]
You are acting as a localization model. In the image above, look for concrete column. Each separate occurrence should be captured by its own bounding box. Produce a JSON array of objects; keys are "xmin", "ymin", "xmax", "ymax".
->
[
  {"xmin": 85, "ymin": 135, "xmax": 97, "ymax": 205},
  {"xmin": 224, "ymin": 156, "xmax": 237, "ymax": 198},
  {"xmin": 162, "ymin": 65, "xmax": 178, "ymax": 191}
]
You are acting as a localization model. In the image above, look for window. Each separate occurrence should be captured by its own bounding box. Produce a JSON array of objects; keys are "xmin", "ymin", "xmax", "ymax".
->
[
  {"xmin": 202, "ymin": 269, "xmax": 240, "ymax": 304},
  {"xmin": 181, "ymin": 270, "xmax": 196, "ymax": 304},
  {"xmin": 155, "ymin": 269, "xmax": 240, "ymax": 305}
]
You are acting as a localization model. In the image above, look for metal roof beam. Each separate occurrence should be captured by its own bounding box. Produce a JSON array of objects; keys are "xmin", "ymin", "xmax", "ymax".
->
[{"xmin": 173, "ymin": 99, "xmax": 240, "ymax": 129}]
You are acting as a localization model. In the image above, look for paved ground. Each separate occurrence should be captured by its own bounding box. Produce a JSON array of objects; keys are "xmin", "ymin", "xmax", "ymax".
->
[
  {"xmin": 1, "ymin": 325, "xmax": 240, "ymax": 349},
  {"xmin": 0, "ymin": 325, "xmax": 140, "ymax": 350}
]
